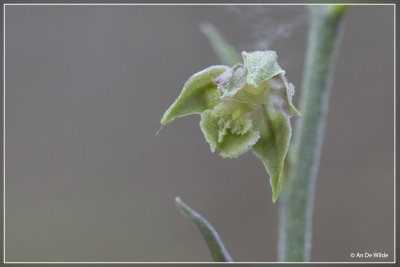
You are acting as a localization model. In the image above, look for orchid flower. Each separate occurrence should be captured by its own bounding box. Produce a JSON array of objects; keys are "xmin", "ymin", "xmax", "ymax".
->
[{"xmin": 161, "ymin": 50, "xmax": 300, "ymax": 202}]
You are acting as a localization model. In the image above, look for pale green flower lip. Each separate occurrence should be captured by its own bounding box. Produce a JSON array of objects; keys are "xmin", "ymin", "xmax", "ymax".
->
[{"xmin": 161, "ymin": 50, "xmax": 300, "ymax": 202}]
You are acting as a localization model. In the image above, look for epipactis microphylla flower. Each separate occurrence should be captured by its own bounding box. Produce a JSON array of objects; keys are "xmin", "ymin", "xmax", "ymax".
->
[{"xmin": 161, "ymin": 50, "xmax": 300, "ymax": 202}]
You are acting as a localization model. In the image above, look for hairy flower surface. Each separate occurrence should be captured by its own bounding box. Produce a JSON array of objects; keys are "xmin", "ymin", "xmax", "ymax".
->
[{"xmin": 161, "ymin": 50, "xmax": 300, "ymax": 202}]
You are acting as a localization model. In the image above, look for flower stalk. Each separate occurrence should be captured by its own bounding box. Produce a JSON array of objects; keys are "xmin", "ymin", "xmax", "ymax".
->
[{"xmin": 278, "ymin": 5, "xmax": 348, "ymax": 262}]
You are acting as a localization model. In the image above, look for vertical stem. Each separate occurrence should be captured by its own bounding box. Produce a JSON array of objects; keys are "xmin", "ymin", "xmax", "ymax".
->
[{"xmin": 278, "ymin": 6, "xmax": 347, "ymax": 262}]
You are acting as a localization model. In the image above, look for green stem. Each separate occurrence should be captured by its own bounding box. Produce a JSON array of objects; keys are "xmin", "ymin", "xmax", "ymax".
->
[{"xmin": 278, "ymin": 6, "xmax": 347, "ymax": 262}]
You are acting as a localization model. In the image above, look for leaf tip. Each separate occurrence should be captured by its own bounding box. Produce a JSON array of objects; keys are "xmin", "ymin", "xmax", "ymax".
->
[
  {"xmin": 174, "ymin": 196, "xmax": 233, "ymax": 262},
  {"xmin": 160, "ymin": 102, "xmax": 177, "ymax": 125},
  {"xmin": 272, "ymin": 180, "xmax": 282, "ymax": 203},
  {"xmin": 175, "ymin": 196, "xmax": 184, "ymax": 209},
  {"xmin": 175, "ymin": 196, "xmax": 181, "ymax": 202},
  {"xmin": 272, "ymin": 192, "xmax": 279, "ymax": 203},
  {"xmin": 160, "ymin": 116, "xmax": 168, "ymax": 125},
  {"xmin": 175, "ymin": 196, "xmax": 192, "ymax": 219},
  {"xmin": 160, "ymin": 113, "xmax": 170, "ymax": 125},
  {"xmin": 198, "ymin": 21, "xmax": 214, "ymax": 35}
]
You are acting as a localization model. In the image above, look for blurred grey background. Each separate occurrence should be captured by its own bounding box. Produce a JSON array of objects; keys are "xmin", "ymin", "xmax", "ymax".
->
[{"xmin": 4, "ymin": 5, "xmax": 394, "ymax": 262}]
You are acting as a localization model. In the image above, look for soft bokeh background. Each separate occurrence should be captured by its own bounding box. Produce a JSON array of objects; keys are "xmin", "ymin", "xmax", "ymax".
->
[{"xmin": 5, "ymin": 5, "xmax": 394, "ymax": 262}]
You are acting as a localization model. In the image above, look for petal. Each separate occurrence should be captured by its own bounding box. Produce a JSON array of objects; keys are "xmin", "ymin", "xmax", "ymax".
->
[
  {"xmin": 218, "ymin": 130, "xmax": 260, "ymax": 158},
  {"xmin": 213, "ymin": 64, "xmax": 247, "ymax": 98},
  {"xmin": 268, "ymin": 72, "xmax": 301, "ymax": 117},
  {"xmin": 200, "ymin": 104, "xmax": 260, "ymax": 159},
  {"xmin": 251, "ymin": 103, "xmax": 292, "ymax": 202},
  {"xmin": 161, "ymin": 65, "xmax": 228, "ymax": 124},
  {"xmin": 242, "ymin": 50, "xmax": 283, "ymax": 88}
]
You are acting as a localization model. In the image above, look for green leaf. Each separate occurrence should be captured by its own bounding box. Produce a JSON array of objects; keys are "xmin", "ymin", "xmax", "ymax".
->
[
  {"xmin": 242, "ymin": 50, "xmax": 283, "ymax": 88},
  {"xmin": 199, "ymin": 22, "xmax": 241, "ymax": 67},
  {"xmin": 251, "ymin": 101, "xmax": 292, "ymax": 203},
  {"xmin": 199, "ymin": 103, "xmax": 260, "ymax": 158},
  {"xmin": 161, "ymin": 65, "xmax": 228, "ymax": 124},
  {"xmin": 175, "ymin": 197, "xmax": 233, "ymax": 262}
]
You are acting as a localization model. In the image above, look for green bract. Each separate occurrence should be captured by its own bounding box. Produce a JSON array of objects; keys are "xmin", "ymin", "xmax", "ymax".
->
[{"xmin": 161, "ymin": 50, "xmax": 300, "ymax": 202}]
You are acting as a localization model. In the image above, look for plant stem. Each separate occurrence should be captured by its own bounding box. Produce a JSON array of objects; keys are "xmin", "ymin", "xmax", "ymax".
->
[{"xmin": 278, "ymin": 6, "xmax": 347, "ymax": 262}]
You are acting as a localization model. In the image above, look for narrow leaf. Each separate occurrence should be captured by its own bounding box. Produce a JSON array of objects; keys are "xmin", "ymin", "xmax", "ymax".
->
[
  {"xmin": 175, "ymin": 197, "xmax": 233, "ymax": 262},
  {"xmin": 199, "ymin": 22, "xmax": 241, "ymax": 67},
  {"xmin": 161, "ymin": 65, "xmax": 228, "ymax": 124}
]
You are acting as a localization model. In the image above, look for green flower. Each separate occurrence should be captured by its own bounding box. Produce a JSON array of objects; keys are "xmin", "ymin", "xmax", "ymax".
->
[{"xmin": 161, "ymin": 50, "xmax": 300, "ymax": 202}]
